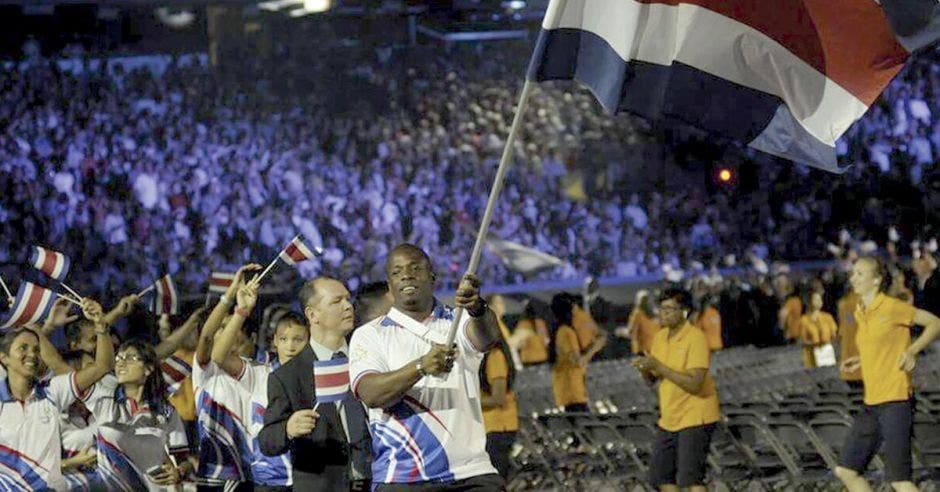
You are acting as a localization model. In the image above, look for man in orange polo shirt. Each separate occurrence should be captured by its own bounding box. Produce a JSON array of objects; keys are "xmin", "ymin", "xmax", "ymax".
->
[
  {"xmin": 834, "ymin": 257, "xmax": 940, "ymax": 492},
  {"xmin": 633, "ymin": 288, "xmax": 720, "ymax": 492}
]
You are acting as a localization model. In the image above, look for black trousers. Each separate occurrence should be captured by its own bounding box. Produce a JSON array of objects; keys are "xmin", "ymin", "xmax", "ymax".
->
[
  {"xmin": 485, "ymin": 432, "xmax": 517, "ymax": 479},
  {"xmin": 374, "ymin": 474, "xmax": 505, "ymax": 491}
]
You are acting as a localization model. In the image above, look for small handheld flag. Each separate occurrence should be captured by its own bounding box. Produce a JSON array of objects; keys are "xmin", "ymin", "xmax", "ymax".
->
[
  {"xmin": 1, "ymin": 282, "xmax": 60, "ymax": 329},
  {"xmin": 142, "ymin": 274, "xmax": 179, "ymax": 316},
  {"xmin": 29, "ymin": 246, "xmax": 83, "ymax": 302},
  {"xmin": 160, "ymin": 354, "xmax": 193, "ymax": 396},
  {"xmin": 205, "ymin": 271, "xmax": 236, "ymax": 307},
  {"xmin": 313, "ymin": 357, "xmax": 351, "ymax": 404},
  {"xmin": 30, "ymin": 246, "xmax": 71, "ymax": 282},
  {"xmin": 256, "ymin": 235, "xmax": 322, "ymax": 284},
  {"xmin": 208, "ymin": 272, "xmax": 235, "ymax": 294}
]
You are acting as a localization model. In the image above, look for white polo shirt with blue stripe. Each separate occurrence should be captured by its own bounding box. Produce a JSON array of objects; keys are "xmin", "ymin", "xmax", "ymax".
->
[
  {"xmin": 349, "ymin": 302, "xmax": 497, "ymax": 484},
  {"xmin": 0, "ymin": 372, "xmax": 86, "ymax": 491}
]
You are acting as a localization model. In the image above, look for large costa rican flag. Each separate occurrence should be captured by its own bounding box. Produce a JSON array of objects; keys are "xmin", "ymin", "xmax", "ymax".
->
[
  {"xmin": 527, "ymin": 0, "xmax": 940, "ymax": 172},
  {"xmin": 208, "ymin": 271, "xmax": 235, "ymax": 294},
  {"xmin": 278, "ymin": 235, "xmax": 322, "ymax": 266},
  {"xmin": 150, "ymin": 274, "xmax": 179, "ymax": 316},
  {"xmin": 29, "ymin": 246, "xmax": 71, "ymax": 282},
  {"xmin": 1, "ymin": 282, "xmax": 57, "ymax": 329},
  {"xmin": 313, "ymin": 357, "xmax": 351, "ymax": 404}
]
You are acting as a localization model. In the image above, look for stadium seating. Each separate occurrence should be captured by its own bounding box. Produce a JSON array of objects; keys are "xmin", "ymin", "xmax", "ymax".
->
[{"xmin": 509, "ymin": 344, "xmax": 940, "ymax": 491}]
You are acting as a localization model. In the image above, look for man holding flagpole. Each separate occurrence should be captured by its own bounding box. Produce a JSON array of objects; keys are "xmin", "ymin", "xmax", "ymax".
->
[{"xmin": 349, "ymin": 243, "xmax": 505, "ymax": 491}]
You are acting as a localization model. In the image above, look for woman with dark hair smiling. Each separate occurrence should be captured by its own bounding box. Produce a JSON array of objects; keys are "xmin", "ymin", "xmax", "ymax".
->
[
  {"xmin": 82, "ymin": 338, "xmax": 193, "ymax": 490},
  {"xmin": 0, "ymin": 299, "xmax": 111, "ymax": 491}
]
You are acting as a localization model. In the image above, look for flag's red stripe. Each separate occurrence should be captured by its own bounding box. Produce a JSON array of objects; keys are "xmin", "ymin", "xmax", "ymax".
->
[
  {"xmin": 287, "ymin": 243, "xmax": 308, "ymax": 263},
  {"xmin": 18, "ymin": 286, "xmax": 46, "ymax": 324},
  {"xmin": 209, "ymin": 278, "xmax": 232, "ymax": 287},
  {"xmin": 160, "ymin": 363, "xmax": 187, "ymax": 382},
  {"xmin": 635, "ymin": 0, "xmax": 907, "ymax": 104},
  {"xmin": 315, "ymin": 372, "xmax": 350, "ymax": 388},
  {"xmin": 41, "ymin": 250, "xmax": 59, "ymax": 277}
]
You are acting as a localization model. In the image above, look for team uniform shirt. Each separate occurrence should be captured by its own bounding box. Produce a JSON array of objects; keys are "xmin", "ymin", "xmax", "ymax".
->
[
  {"xmin": 783, "ymin": 296, "xmax": 803, "ymax": 341},
  {"xmin": 82, "ymin": 375, "xmax": 188, "ymax": 491},
  {"xmin": 551, "ymin": 325, "xmax": 588, "ymax": 407},
  {"xmin": 799, "ymin": 312, "xmax": 838, "ymax": 368},
  {"xmin": 247, "ymin": 360, "xmax": 293, "ymax": 487},
  {"xmin": 837, "ymin": 292, "xmax": 861, "ymax": 381},
  {"xmin": 192, "ymin": 358, "xmax": 267, "ymax": 485},
  {"xmin": 696, "ymin": 306, "xmax": 723, "ymax": 351},
  {"xmin": 349, "ymin": 302, "xmax": 498, "ymax": 484},
  {"xmin": 649, "ymin": 322, "xmax": 721, "ymax": 432},
  {"xmin": 60, "ymin": 401, "xmax": 99, "ymax": 491},
  {"xmin": 515, "ymin": 319, "xmax": 549, "ymax": 365},
  {"xmin": 855, "ymin": 294, "xmax": 917, "ymax": 405},
  {"xmin": 0, "ymin": 372, "xmax": 86, "ymax": 491},
  {"xmin": 481, "ymin": 350, "xmax": 519, "ymax": 434},
  {"xmin": 631, "ymin": 310, "xmax": 661, "ymax": 355},
  {"xmin": 800, "ymin": 312, "xmax": 838, "ymax": 345},
  {"xmin": 571, "ymin": 306, "xmax": 600, "ymax": 352}
]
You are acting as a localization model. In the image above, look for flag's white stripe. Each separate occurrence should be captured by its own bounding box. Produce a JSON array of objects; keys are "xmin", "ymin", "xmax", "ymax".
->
[
  {"xmin": 166, "ymin": 276, "xmax": 178, "ymax": 312},
  {"xmin": 31, "ymin": 248, "xmax": 45, "ymax": 270},
  {"xmin": 543, "ymin": 0, "xmax": 868, "ymax": 145},
  {"xmin": 3, "ymin": 286, "xmax": 35, "ymax": 328},
  {"xmin": 316, "ymin": 386, "xmax": 351, "ymax": 396}
]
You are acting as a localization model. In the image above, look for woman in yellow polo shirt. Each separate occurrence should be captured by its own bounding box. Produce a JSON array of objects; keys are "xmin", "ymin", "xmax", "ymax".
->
[
  {"xmin": 550, "ymin": 293, "xmax": 606, "ymax": 412},
  {"xmin": 834, "ymin": 256, "xmax": 940, "ymax": 492},
  {"xmin": 632, "ymin": 287, "xmax": 720, "ymax": 492},
  {"xmin": 480, "ymin": 333, "xmax": 518, "ymax": 480},
  {"xmin": 799, "ymin": 290, "xmax": 838, "ymax": 368}
]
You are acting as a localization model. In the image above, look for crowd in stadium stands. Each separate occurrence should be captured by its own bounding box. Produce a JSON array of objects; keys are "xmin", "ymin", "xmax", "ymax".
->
[{"xmin": 1, "ymin": 42, "xmax": 939, "ymax": 300}]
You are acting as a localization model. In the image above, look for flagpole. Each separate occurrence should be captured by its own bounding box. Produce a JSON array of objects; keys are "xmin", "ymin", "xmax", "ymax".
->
[
  {"xmin": 204, "ymin": 290, "xmax": 212, "ymax": 309},
  {"xmin": 0, "ymin": 275, "xmax": 12, "ymax": 304},
  {"xmin": 254, "ymin": 255, "xmax": 282, "ymax": 285},
  {"xmin": 137, "ymin": 284, "xmax": 155, "ymax": 297},
  {"xmin": 57, "ymin": 293, "xmax": 83, "ymax": 308},
  {"xmin": 445, "ymin": 79, "xmax": 534, "ymax": 346},
  {"xmin": 61, "ymin": 282, "xmax": 83, "ymax": 302}
]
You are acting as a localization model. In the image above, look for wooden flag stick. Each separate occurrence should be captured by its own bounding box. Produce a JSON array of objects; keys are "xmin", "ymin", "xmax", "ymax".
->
[
  {"xmin": 57, "ymin": 293, "xmax": 83, "ymax": 308},
  {"xmin": 0, "ymin": 275, "xmax": 13, "ymax": 304},
  {"xmin": 137, "ymin": 284, "xmax": 155, "ymax": 297},
  {"xmin": 61, "ymin": 282, "xmax": 83, "ymax": 303},
  {"xmin": 253, "ymin": 254, "xmax": 281, "ymax": 286},
  {"xmin": 444, "ymin": 80, "xmax": 534, "ymax": 346}
]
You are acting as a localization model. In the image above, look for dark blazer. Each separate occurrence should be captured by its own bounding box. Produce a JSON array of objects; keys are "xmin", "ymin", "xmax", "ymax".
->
[{"xmin": 259, "ymin": 345, "xmax": 372, "ymax": 489}]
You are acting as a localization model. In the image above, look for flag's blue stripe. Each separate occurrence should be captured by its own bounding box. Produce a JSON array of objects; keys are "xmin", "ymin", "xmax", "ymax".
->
[
  {"xmin": 527, "ymin": 27, "xmax": 780, "ymax": 143},
  {"xmin": 314, "ymin": 358, "xmax": 349, "ymax": 368}
]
